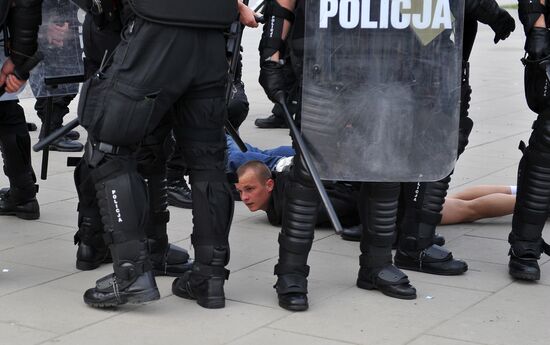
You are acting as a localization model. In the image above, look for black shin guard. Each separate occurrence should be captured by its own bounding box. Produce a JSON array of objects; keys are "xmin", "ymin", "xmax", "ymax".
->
[
  {"xmin": 358, "ymin": 182, "xmax": 399, "ymax": 268},
  {"xmin": 74, "ymin": 156, "xmax": 109, "ymax": 270},
  {"xmin": 510, "ymin": 132, "xmax": 550, "ymax": 260}
]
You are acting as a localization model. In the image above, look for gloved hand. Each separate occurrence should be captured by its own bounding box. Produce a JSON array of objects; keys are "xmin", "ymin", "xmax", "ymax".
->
[
  {"xmin": 525, "ymin": 27, "xmax": 550, "ymax": 59},
  {"xmin": 490, "ymin": 8, "xmax": 515, "ymax": 43},
  {"xmin": 259, "ymin": 60, "xmax": 287, "ymax": 103}
]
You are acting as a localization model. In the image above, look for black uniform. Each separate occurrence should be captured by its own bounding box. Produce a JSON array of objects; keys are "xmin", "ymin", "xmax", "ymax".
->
[
  {"xmin": 77, "ymin": 0, "xmax": 236, "ymax": 309},
  {"xmin": 258, "ymin": 0, "xmax": 418, "ymax": 312},
  {"xmin": 267, "ymin": 171, "xmax": 359, "ymax": 228},
  {"xmin": 0, "ymin": 0, "xmax": 42, "ymax": 220},
  {"xmin": 395, "ymin": 0, "xmax": 515, "ymax": 276},
  {"xmin": 507, "ymin": 0, "xmax": 550, "ymax": 280}
]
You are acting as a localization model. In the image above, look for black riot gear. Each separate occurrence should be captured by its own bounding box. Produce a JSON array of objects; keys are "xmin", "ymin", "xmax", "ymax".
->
[{"xmin": 508, "ymin": 0, "xmax": 550, "ymax": 281}]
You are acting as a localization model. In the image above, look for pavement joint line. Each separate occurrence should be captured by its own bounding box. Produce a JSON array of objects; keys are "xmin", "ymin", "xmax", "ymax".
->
[
  {"xmin": 0, "ymin": 234, "xmax": 75, "ymax": 253},
  {"xmin": 40, "ymin": 196, "xmax": 78, "ymax": 206},
  {"xmin": 35, "ymin": 308, "xmax": 132, "ymax": 345},
  {"xmin": 265, "ymin": 326, "xmax": 364, "ymax": 345},
  {"xmin": 0, "ymin": 270, "xmax": 81, "ymax": 298},
  {"xmin": 221, "ymin": 313, "xmax": 297, "ymax": 345},
  {"xmin": 408, "ymin": 333, "xmax": 493, "ymax": 345},
  {"xmin": 451, "ymin": 163, "xmax": 519, "ymax": 189},
  {"xmin": 0, "ymin": 319, "xmax": 59, "ymax": 336},
  {"xmin": 0, "ymin": 257, "xmax": 75, "ymax": 275},
  {"xmin": 464, "ymin": 131, "xmax": 531, "ymax": 150}
]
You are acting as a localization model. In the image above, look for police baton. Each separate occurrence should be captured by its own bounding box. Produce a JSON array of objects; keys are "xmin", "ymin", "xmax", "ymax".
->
[
  {"xmin": 33, "ymin": 118, "xmax": 79, "ymax": 152},
  {"xmin": 275, "ymin": 94, "xmax": 344, "ymax": 234}
]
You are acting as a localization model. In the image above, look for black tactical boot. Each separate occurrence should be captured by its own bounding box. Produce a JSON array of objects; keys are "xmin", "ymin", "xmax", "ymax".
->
[
  {"xmin": 74, "ymin": 216, "xmax": 111, "ymax": 271},
  {"xmin": 508, "ymin": 252, "xmax": 540, "ymax": 281},
  {"xmin": 66, "ymin": 130, "xmax": 80, "ymax": 141},
  {"xmin": 394, "ymin": 245, "xmax": 468, "ymax": 275},
  {"xmin": 149, "ymin": 238, "xmax": 192, "ymax": 277},
  {"xmin": 84, "ymin": 240, "xmax": 160, "ymax": 308},
  {"xmin": 275, "ymin": 273, "xmax": 309, "ymax": 311},
  {"xmin": 166, "ymin": 168, "xmax": 192, "ymax": 209},
  {"xmin": 254, "ymin": 114, "xmax": 288, "ymax": 129},
  {"xmin": 172, "ymin": 246, "xmax": 229, "ymax": 309},
  {"xmin": 48, "ymin": 137, "xmax": 84, "ymax": 152},
  {"xmin": 0, "ymin": 187, "xmax": 40, "ymax": 220},
  {"xmin": 357, "ymin": 263, "xmax": 416, "ymax": 300}
]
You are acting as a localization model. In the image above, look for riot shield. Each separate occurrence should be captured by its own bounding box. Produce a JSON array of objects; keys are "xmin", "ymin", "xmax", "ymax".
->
[
  {"xmin": 0, "ymin": 0, "xmax": 84, "ymax": 101},
  {"xmin": 301, "ymin": 0, "xmax": 464, "ymax": 182}
]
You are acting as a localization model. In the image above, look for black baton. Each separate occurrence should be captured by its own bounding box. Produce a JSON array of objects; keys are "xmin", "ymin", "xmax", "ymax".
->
[{"xmin": 275, "ymin": 95, "xmax": 344, "ymax": 234}]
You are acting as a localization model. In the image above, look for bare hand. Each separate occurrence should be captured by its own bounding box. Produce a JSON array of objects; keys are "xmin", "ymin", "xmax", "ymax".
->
[
  {"xmin": 47, "ymin": 22, "xmax": 69, "ymax": 47},
  {"xmin": 238, "ymin": 1, "xmax": 258, "ymax": 28},
  {"xmin": 0, "ymin": 58, "xmax": 27, "ymax": 93}
]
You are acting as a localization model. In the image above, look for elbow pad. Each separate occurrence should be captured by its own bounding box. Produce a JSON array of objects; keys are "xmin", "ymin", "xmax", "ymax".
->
[
  {"xmin": 7, "ymin": 0, "xmax": 42, "ymax": 66},
  {"xmin": 259, "ymin": 0, "xmax": 295, "ymax": 61}
]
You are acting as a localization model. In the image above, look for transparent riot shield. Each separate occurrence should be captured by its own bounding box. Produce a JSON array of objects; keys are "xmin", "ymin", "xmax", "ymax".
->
[
  {"xmin": 0, "ymin": 0, "xmax": 84, "ymax": 101},
  {"xmin": 301, "ymin": 0, "xmax": 464, "ymax": 182}
]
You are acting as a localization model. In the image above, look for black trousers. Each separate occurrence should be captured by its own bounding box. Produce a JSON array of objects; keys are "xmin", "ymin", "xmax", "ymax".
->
[
  {"xmin": 77, "ymin": 17, "xmax": 233, "ymax": 271},
  {"xmin": 0, "ymin": 101, "xmax": 36, "ymax": 201}
]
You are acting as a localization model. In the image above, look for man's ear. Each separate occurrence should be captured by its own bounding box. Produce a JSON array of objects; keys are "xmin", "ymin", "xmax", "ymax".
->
[{"xmin": 266, "ymin": 178, "xmax": 275, "ymax": 192}]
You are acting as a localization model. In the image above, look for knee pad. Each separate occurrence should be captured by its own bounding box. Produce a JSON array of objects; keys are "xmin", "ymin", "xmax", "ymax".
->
[{"xmin": 90, "ymin": 155, "xmax": 148, "ymax": 245}]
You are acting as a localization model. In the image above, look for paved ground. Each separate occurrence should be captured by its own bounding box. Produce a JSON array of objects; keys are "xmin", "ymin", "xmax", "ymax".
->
[{"xmin": 1, "ymin": 9, "xmax": 549, "ymax": 345}]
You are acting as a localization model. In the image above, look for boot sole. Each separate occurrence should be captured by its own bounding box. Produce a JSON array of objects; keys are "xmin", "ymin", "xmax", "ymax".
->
[
  {"xmin": 395, "ymin": 261, "xmax": 468, "ymax": 276},
  {"xmin": 356, "ymin": 280, "xmax": 417, "ymax": 300},
  {"xmin": 172, "ymin": 281, "xmax": 225, "ymax": 309},
  {"xmin": 278, "ymin": 301, "xmax": 308, "ymax": 311},
  {"xmin": 0, "ymin": 211, "xmax": 39, "ymax": 220},
  {"xmin": 85, "ymin": 288, "xmax": 160, "ymax": 308},
  {"xmin": 509, "ymin": 269, "xmax": 540, "ymax": 281},
  {"xmin": 173, "ymin": 287, "xmax": 225, "ymax": 309}
]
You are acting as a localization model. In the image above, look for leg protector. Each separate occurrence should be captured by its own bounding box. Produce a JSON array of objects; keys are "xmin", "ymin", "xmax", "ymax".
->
[
  {"xmin": 74, "ymin": 153, "xmax": 109, "ymax": 270},
  {"xmin": 358, "ymin": 182, "xmax": 399, "ymax": 268},
  {"xmin": 509, "ymin": 115, "xmax": 550, "ymax": 260}
]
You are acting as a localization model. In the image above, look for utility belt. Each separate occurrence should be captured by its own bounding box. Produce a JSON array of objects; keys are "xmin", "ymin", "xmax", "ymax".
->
[{"xmin": 127, "ymin": 0, "xmax": 237, "ymax": 29}]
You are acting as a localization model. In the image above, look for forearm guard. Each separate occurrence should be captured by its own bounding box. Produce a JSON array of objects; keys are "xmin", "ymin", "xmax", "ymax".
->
[
  {"xmin": 465, "ymin": 0, "xmax": 502, "ymax": 26},
  {"xmin": 7, "ymin": 0, "xmax": 42, "ymax": 67},
  {"xmin": 518, "ymin": 0, "xmax": 547, "ymax": 34},
  {"xmin": 259, "ymin": 0, "xmax": 295, "ymax": 61}
]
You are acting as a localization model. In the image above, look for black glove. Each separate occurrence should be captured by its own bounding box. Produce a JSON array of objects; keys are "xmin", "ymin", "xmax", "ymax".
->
[
  {"xmin": 490, "ymin": 8, "xmax": 515, "ymax": 43},
  {"xmin": 259, "ymin": 60, "xmax": 287, "ymax": 103},
  {"xmin": 525, "ymin": 27, "xmax": 550, "ymax": 59}
]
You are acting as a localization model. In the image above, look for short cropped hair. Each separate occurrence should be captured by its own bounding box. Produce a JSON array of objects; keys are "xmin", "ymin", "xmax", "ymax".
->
[{"xmin": 236, "ymin": 160, "xmax": 272, "ymax": 183}]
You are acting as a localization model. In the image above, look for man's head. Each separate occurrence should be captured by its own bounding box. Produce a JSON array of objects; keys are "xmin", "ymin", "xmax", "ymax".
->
[{"xmin": 235, "ymin": 160, "xmax": 274, "ymax": 212}]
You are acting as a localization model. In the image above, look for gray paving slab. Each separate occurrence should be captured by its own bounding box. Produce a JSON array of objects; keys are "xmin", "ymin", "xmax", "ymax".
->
[
  {"xmin": 269, "ymin": 282, "xmax": 490, "ymax": 345},
  {"xmin": 429, "ymin": 283, "xmax": 550, "ymax": 345}
]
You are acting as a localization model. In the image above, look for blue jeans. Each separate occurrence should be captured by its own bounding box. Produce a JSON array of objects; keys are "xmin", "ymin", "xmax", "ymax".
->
[{"xmin": 226, "ymin": 135, "xmax": 295, "ymax": 172}]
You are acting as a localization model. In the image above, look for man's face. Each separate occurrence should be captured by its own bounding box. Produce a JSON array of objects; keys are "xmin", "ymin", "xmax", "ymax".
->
[{"xmin": 235, "ymin": 170, "xmax": 274, "ymax": 212}]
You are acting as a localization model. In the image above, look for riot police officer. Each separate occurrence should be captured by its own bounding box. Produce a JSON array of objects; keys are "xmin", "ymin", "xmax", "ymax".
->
[
  {"xmin": 0, "ymin": 0, "xmax": 42, "ymax": 220},
  {"xmin": 507, "ymin": 0, "xmax": 550, "ymax": 280},
  {"xmin": 395, "ymin": 0, "xmax": 515, "ymax": 276},
  {"xmin": 258, "ymin": 0, "xmax": 418, "ymax": 312},
  {"xmin": 77, "ymin": 0, "xmax": 255, "ymax": 309},
  {"xmin": 71, "ymin": 1, "xmax": 192, "ymax": 277}
]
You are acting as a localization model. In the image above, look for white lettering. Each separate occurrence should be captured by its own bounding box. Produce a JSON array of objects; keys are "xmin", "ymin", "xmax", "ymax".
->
[
  {"xmin": 320, "ymin": 0, "xmax": 338, "ymax": 28},
  {"xmin": 431, "ymin": 0, "xmax": 452, "ymax": 29},
  {"xmin": 340, "ymin": 0, "xmax": 360, "ymax": 29},
  {"xmin": 320, "ymin": 0, "xmax": 452, "ymax": 31},
  {"xmin": 412, "ymin": 0, "xmax": 431, "ymax": 29},
  {"xmin": 391, "ymin": 0, "xmax": 410, "ymax": 30}
]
